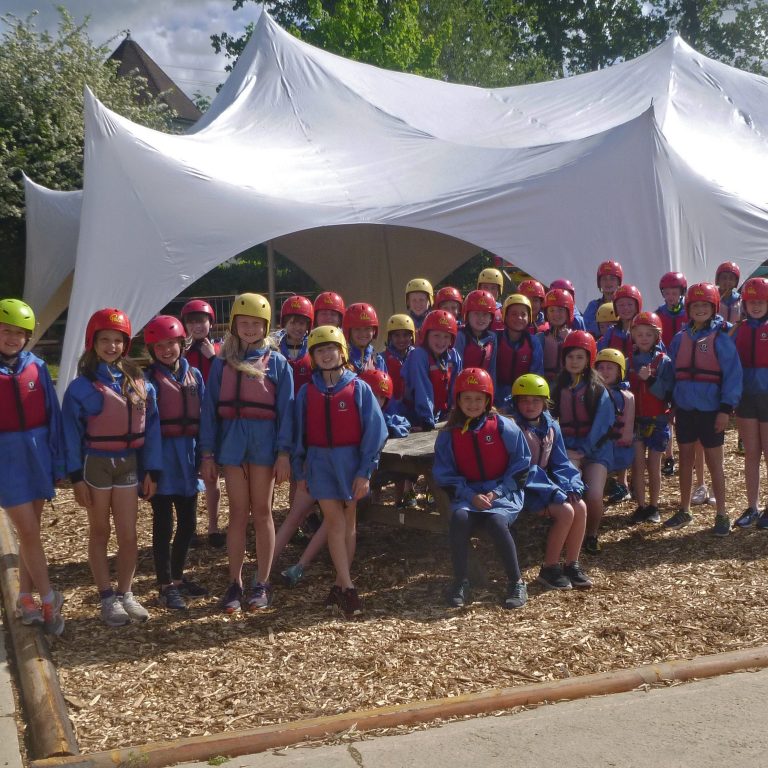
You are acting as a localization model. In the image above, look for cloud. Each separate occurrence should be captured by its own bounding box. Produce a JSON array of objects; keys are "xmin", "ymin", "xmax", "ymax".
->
[{"xmin": 2, "ymin": 0, "xmax": 263, "ymax": 98}]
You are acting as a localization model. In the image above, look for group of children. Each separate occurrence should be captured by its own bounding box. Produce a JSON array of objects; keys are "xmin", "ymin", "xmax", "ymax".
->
[{"xmin": 0, "ymin": 256, "xmax": 764, "ymax": 629}]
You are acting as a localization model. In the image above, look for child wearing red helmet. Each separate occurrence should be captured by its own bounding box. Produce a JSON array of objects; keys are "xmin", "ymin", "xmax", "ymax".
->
[
  {"xmin": 401, "ymin": 310, "xmax": 462, "ymax": 430},
  {"xmin": 434, "ymin": 286, "xmax": 463, "ymax": 323},
  {"xmin": 0, "ymin": 298, "xmax": 66, "ymax": 635},
  {"xmin": 180, "ymin": 298, "xmax": 224, "ymax": 548},
  {"xmin": 343, "ymin": 303, "xmax": 387, "ymax": 374},
  {"xmin": 598, "ymin": 284, "xmax": 643, "ymax": 358},
  {"xmin": 716, "ymin": 261, "xmax": 743, "ymax": 324},
  {"xmin": 62, "ymin": 308, "xmax": 162, "ymax": 626},
  {"xmin": 278, "ymin": 295, "xmax": 314, "ymax": 396},
  {"xmin": 537, "ymin": 288, "xmax": 574, "ymax": 384},
  {"xmin": 584, "ymin": 261, "xmax": 624, "ymax": 336},
  {"xmin": 549, "ymin": 279, "xmax": 586, "ymax": 331},
  {"xmin": 625, "ymin": 312, "xmax": 674, "ymax": 525},
  {"xmin": 313, "ymin": 292, "xmax": 346, "ymax": 328},
  {"xmin": 433, "ymin": 368, "xmax": 531, "ymax": 609},
  {"xmin": 454, "ymin": 290, "xmax": 498, "ymax": 379},
  {"xmin": 731, "ymin": 278, "xmax": 768, "ymax": 529},
  {"xmin": 551, "ymin": 331, "xmax": 615, "ymax": 555},
  {"xmin": 665, "ymin": 283, "xmax": 743, "ymax": 535},
  {"xmin": 144, "ymin": 315, "xmax": 208, "ymax": 610},
  {"xmin": 657, "ymin": 272, "xmax": 688, "ymax": 349}
]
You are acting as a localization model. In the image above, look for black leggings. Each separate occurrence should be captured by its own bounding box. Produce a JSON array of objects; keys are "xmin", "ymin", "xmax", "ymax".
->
[
  {"xmin": 150, "ymin": 494, "xmax": 198, "ymax": 584},
  {"xmin": 449, "ymin": 508, "xmax": 521, "ymax": 583}
]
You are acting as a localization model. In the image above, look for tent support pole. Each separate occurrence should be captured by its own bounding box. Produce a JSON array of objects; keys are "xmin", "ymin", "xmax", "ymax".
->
[{"xmin": 267, "ymin": 241, "xmax": 276, "ymax": 326}]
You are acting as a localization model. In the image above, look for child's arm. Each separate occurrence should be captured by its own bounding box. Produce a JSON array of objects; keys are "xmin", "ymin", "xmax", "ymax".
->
[
  {"xmin": 273, "ymin": 354, "xmax": 295, "ymax": 455},
  {"xmin": 40, "ymin": 360, "xmax": 66, "ymax": 481},
  {"xmin": 530, "ymin": 334, "xmax": 545, "ymax": 376},
  {"xmin": 405, "ymin": 348, "xmax": 439, "ymax": 429},
  {"xmin": 291, "ymin": 385, "xmax": 309, "ymax": 485},
  {"xmin": 492, "ymin": 417, "xmax": 531, "ymax": 499},
  {"xmin": 548, "ymin": 422, "xmax": 586, "ymax": 496},
  {"xmin": 354, "ymin": 380, "xmax": 389, "ymax": 482},
  {"xmin": 198, "ymin": 358, "xmax": 223, "ymax": 458},
  {"xmin": 581, "ymin": 389, "xmax": 616, "ymax": 459}
]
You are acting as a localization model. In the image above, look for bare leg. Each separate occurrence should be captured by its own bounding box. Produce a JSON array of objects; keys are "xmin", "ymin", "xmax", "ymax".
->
[
  {"xmin": 703, "ymin": 445, "xmax": 726, "ymax": 516},
  {"xmin": 632, "ymin": 442, "xmax": 647, "ymax": 507},
  {"xmin": 247, "ymin": 464, "xmax": 276, "ymax": 584},
  {"xmin": 319, "ymin": 499, "xmax": 354, "ymax": 589},
  {"xmin": 564, "ymin": 499, "xmax": 588, "ymax": 563},
  {"xmin": 86, "ymin": 488, "xmax": 115, "ymax": 591},
  {"xmin": 222, "ymin": 465, "xmax": 250, "ymax": 586},
  {"xmin": 297, "ymin": 521, "xmax": 328, "ymax": 568},
  {"xmin": 5, "ymin": 500, "xmax": 51, "ymax": 597},
  {"xmin": 738, "ymin": 416, "xmax": 761, "ymax": 509},
  {"xmin": 111, "ymin": 485, "xmax": 139, "ymax": 593},
  {"xmin": 694, "ymin": 442, "xmax": 706, "ymax": 487},
  {"xmin": 583, "ymin": 462, "xmax": 608, "ymax": 537},
  {"xmin": 205, "ymin": 475, "xmax": 221, "ymax": 534},
  {"xmin": 678, "ymin": 441, "xmax": 696, "ymax": 512},
  {"xmin": 273, "ymin": 484, "xmax": 316, "ymax": 561},
  {"xmin": 647, "ymin": 450, "xmax": 663, "ymax": 507}
]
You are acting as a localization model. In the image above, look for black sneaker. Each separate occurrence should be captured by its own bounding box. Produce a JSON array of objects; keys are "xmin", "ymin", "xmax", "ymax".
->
[
  {"xmin": 158, "ymin": 585, "xmax": 187, "ymax": 611},
  {"xmin": 564, "ymin": 561, "xmax": 593, "ymax": 590},
  {"xmin": 504, "ymin": 580, "xmax": 528, "ymax": 609},
  {"xmin": 536, "ymin": 564, "xmax": 572, "ymax": 591},
  {"xmin": 644, "ymin": 505, "xmax": 661, "ymax": 523},
  {"xmin": 628, "ymin": 506, "xmax": 648, "ymax": 526},
  {"xmin": 663, "ymin": 509, "xmax": 693, "ymax": 529},
  {"xmin": 734, "ymin": 507, "xmax": 759, "ymax": 529},
  {"xmin": 189, "ymin": 533, "xmax": 203, "ymax": 549},
  {"xmin": 325, "ymin": 585, "xmax": 343, "ymax": 611},
  {"xmin": 207, "ymin": 531, "xmax": 227, "ymax": 549},
  {"xmin": 341, "ymin": 588, "xmax": 363, "ymax": 619},
  {"xmin": 758, "ymin": 509, "xmax": 768, "ymax": 530},
  {"xmin": 219, "ymin": 582, "xmax": 243, "ymax": 614},
  {"xmin": 606, "ymin": 482, "xmax": 631, "ymax": 505},
  {"xmin": 583, "ymin": 535, "xmax": 601, "ymax": 555},
  {"xmin": 178, "ymin": 578, "xmax": 208, "ymax": 598},
  {"xmin": 446, "ymin": 579, "xmax": 471, "ymax": 607},
  {"xmin": 712, "ymin": 515, "xmax": 731, "ymax": 537},
  {"xmin": 661, "ymin": 457, "xmax": 675, "ymax": 476}
]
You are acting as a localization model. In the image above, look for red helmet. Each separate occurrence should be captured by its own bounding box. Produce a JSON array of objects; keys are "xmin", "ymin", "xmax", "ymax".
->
[
  {"xmin": 715, "ymin": 261, "xmax": 740, "ymax": 281},
  {"xmin": 342, "ymin": 302, "xmax": 379, "ymax": 339},
  {"xmin": 544, "ymin": 288, "xmax": 574, "ymax": 324},
  {"xmin": 596, "ymin": 260, "xmax": 623, "ymax": 288},
  {"xmin": 313, "ymin": 292, "xmax": 346, "ymax": 318},
  {"xmin": 631, "ymin": 311, "xmax": 662, "ymax": 333},
  {"xmin": 144, "ymin": 315, "xmax": 185, "ymax": 345},
  {"xmin": 685, "ymin": 282, "xmax": 720, "ymax": 315},
  {"xmin": 359, "ymin": 369, "xmax": 393, "ymax": 401},
  {"xmin": 463, "ymin": 289, "xmax": 496, "ymax": 317},
  {"xmin": 517, "ymin": 279, "xmax": 546, "ymax": 301},
  {"xmin": 741, "ymin": 277, "xmax": 768, "ymax": 303},
  {"xmin": 280, "ymin": 295, "xmax": 314, "ymax": 325},
  {"xmin": 181, "ymin": 299, "xmax": 215, "ymax": 324},
  {"xmin": 550, "ymin": 278, "xmax": 575, "ymax": 296},
  {"xmin": 419, "ymin": 309, "xmax": 458, "ymax": 345},
  {"xmin": 659, "ymin": 271, "xmax": 687, "ymax": 294},
  {"xmin": 85, "ymin": 308, "xmax": 132, "ymax": 354},
  {"xmin": 435, "ymin": 286, "xmax": 463, "ymax": 307},
  {"xmin": 454, "ymin": 367, "xmax": 494, "ymax": 399},
  {"xmin": 613, "ymin": 284, "xmax": 643, "ymax": 312},
  {"xmin": 561, "ymin": 330, "xmax": 597, "ymax": 367}
]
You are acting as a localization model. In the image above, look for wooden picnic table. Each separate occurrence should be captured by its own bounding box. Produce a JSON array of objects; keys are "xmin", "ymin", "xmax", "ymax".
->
[{"xmin": 358, "ymin": 427, "xmax": 452, "ymax": 532}]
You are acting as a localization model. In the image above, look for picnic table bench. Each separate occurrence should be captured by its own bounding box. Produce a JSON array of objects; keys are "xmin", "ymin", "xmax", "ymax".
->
[{"xmin": 358, "ymin": 427, "xmax": 452, "ymax": 532}]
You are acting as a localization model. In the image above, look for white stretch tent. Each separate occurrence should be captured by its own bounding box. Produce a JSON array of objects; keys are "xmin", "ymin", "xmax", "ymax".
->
[{"xmin": 22, "ymin": 9, "xmax": 768, "ymax": 391}]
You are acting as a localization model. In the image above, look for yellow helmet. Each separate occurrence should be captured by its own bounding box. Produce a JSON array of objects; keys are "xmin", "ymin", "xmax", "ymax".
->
[
  {"xmin": 596, "ymin": 302, "xmax": 617, "ymax": 324},
  {"xmin": 502, "ymin": 293, "xmax": 532, "ymax": 323},
  {"xmin": 477, "ymin": 267, "xmax": 504, "ymax": 291},
  {"xmin": 595, "ymin": 347, "xmax": 626, "ymax": 379},
  {"xmin": 386, "ymin": 313, "xmax": 416, "ymax": 336},
  {"xmin": 307, "ymin": 325, "xmax": 348, "ymax": 367},
  {"xmin": 511, "ymin": 373, "xmax": 550, "ymax": 399},
  {"xmin": 405, "ymin": 278, "xmax": 434, "ymax": 303},
  {"xmin": 229, "ymin": 293, "xmax": 272, "ymax": 335},
  {"xmin": 0, "ymin": 298, "xmax": 35, "ymax": 332}
]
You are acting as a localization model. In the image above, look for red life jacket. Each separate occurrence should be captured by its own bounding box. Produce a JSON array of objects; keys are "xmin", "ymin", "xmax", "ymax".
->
[
  {"xmin": 659, "ymin": 308, "xmax": 687, "ymax": 349},
  {"xmin": 85, "ymin": 381, "xmax": 146, "ymax": 451},
  {"xmin": 384, "ymin": 349, "xmax": 406, "ymax": 401},
  {"xmin": 460, "ymin": 328, "xmax": 494, "ymax": 372},
  {"xmin": 428, "ymin": 352, "xmax": 452, "ymax": 415},
  {"xmin": 521, "ymin": 423, "xmax": 554, "ymax": 469},
  {"xmin": 608, "ymin": 389, "xmax": 635, "ymax": 446},
  {"xmin": 305, "ymin": 379, "xmax": 362, "ymax": 447},
  {"xmin": 151, "ymin": 367, "xmax": 201, "ymax": 438},
  {"xmin": 184, "ymin": 341, "xmax": 221, "ymax": 383},
  {"xmin": 0, "ymin": 363, "xmax": 47, "ymax": 432},
  {"xmin": 496, "ymin": 332, "xmax": 533, "ymax": 386},
  {"xmin": 285, "ymin": 350, "xmax": 313, "ymax": 396},
  {"xmin": 451, "ymin": 414, "xmax": 509, "ymax": 482},
  {"xmin": 541, "ymin": 329, "xmax": 568, "ymax": 382},
  {"xmin": 734, "ymin": 320, "xmax": 768, "ymax": 369},
  {"xmin": 558, "ymin": 385, "xmax": 592, "ymax": 438},
  {"xmin": 721, "ymin": 296, "xmax": 742, "ymax": 324},
  {"xmin": 674, "ymin": 330, "xmax": 722, "ymax": 384},
  {"xmin": 627, "ymin": 352, "xmax": 669, "ymax": 418},
  {"xmin": 491, "ymin": 306, "xmax": 504, "ymax": 332},
  {"xmin": 607, "ymin": 326, "xmax": 633, "ymax": 357},
  {"xmin": 217, "ymin": 355, "xmax": 277, "ymax": 420}
]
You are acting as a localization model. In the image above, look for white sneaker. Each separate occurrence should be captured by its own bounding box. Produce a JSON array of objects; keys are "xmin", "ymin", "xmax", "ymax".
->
[
  {"xmin": 691, "ymin": 484, "xmax": 709, "ymax": 506},
  {"xmin": 119, "ymin": 592, "xmax": 149, "ymax": 622},
  {"xmin": 42, "ymin": 591, "xmax": 65, "ymax": 636},
  {"xmin": 100, "ymin": 595, "xmax": 130, "ymax": 627}
]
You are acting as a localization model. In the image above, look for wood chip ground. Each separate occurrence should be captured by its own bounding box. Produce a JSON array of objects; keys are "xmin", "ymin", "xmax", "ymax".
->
[{"xmin": 29, "ymin": 429, "xmax": 768, "ymax": 751}]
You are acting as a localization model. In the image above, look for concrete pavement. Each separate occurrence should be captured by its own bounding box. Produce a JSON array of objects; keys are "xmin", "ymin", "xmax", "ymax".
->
[{"xmin": 0, "ymin": 614, "xmax": 23, "ymax": 768}]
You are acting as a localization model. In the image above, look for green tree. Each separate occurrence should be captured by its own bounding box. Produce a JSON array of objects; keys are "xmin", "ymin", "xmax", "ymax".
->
[{"xmin": 0, "ymin": 8, "xmax": 175, "ymax": 296}]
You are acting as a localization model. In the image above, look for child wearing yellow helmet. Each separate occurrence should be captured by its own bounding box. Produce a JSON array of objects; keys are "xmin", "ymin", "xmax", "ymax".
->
[
  {"xmin": 291, "ymin": 325, "xmax": 388, "ymax": 619},
  {"xmin": 509, "ymin": 374, "xmax": 592, "ymax": 590},
  {"xmin": 476, "ymin": 267, "xmax": 505, "ymax": 330},
  {"xmin": 199, "ymin": 293, "xmax": 295, "ymax": 614},
  {"xmin": 405, "ymin": 278, "xmax": 433, "ymax": 331},
  {"xmin": 0, "ymin": 298, "xmax": 66, "ymax": 635}
]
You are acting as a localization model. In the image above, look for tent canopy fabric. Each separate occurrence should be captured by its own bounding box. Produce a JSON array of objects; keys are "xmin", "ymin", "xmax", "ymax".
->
[{"xmin": 21, "ymin": 11, "xmax": 768, "ymax": 392}]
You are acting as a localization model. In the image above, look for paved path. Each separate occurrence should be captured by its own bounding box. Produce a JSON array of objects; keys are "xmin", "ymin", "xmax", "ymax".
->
[{"xmin": 0, "ymin": 614, "xmax": 22, "ymax": 768}]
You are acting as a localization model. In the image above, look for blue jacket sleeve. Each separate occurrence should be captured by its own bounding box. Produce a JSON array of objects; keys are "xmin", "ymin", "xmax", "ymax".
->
[
  {"xmin": 198, "ymin": 358, "xmax": 223, "ymax": 455},
  {"xmin": 583, "ymin": 299, "xmax": 601, "ymax": 337},
  {"xmin": 354, "ymin": 379, "xmax": 388, "ymax": 479},
  {"xmin": 273, "ymin": 354, "xmax": 295, "ymax": 454},
  {"xmin": 648, "ymin": 354, "xmax": 674, "ymax": 402},
  {"xmin": 384, "ymin": 413, "xmax": 411, "ymax": 438},
  {"xmin": 40, "ymin": 361, "xmax": 66, "ymax": 480},
  {"xmin": 548, "ymin": 421, "xmax": 586, "ymax": 495},
  {"xmin": 491, "ymin": 416, "xmax": 531, "ymax": 500},
  {"xmin": 581, "ymin": 389, "xmax": 616, "ymax": 459},
  {"xmin": 716, "ymin": 331, "xmax": 743, "ymax": 409},
  {"xmin": 403, "ymin": 348, "xmax": 438, "ymax": 429},
  {"xmin": 138, "ymin": 381, "xmax": 163, "ymax": 473},
  {"xmin": 529, "ymin": 334, "xmax": 544, "ymax": 376},
  {"xmin": 61, "ymin": 379, "xmax": 95, "ymax": 476},
  {"xmin": 291, "ymin": 384, "xmax": 308, "ymax": 481}
]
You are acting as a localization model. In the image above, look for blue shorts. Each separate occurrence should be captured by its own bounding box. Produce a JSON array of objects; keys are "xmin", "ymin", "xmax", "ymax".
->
[
  {"xmin": 216, "ymin": 418, "xmax": 278, "ymax": 467},
  {"xmin": 635, "ymin": 418, "xmax": 671, "ymax": 452}
]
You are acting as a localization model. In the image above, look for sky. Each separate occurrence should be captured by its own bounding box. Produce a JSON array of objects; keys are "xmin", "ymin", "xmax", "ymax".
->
[{"xmin": 1, "ymin": 1, "xmax": 265, "ymax": 100}]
